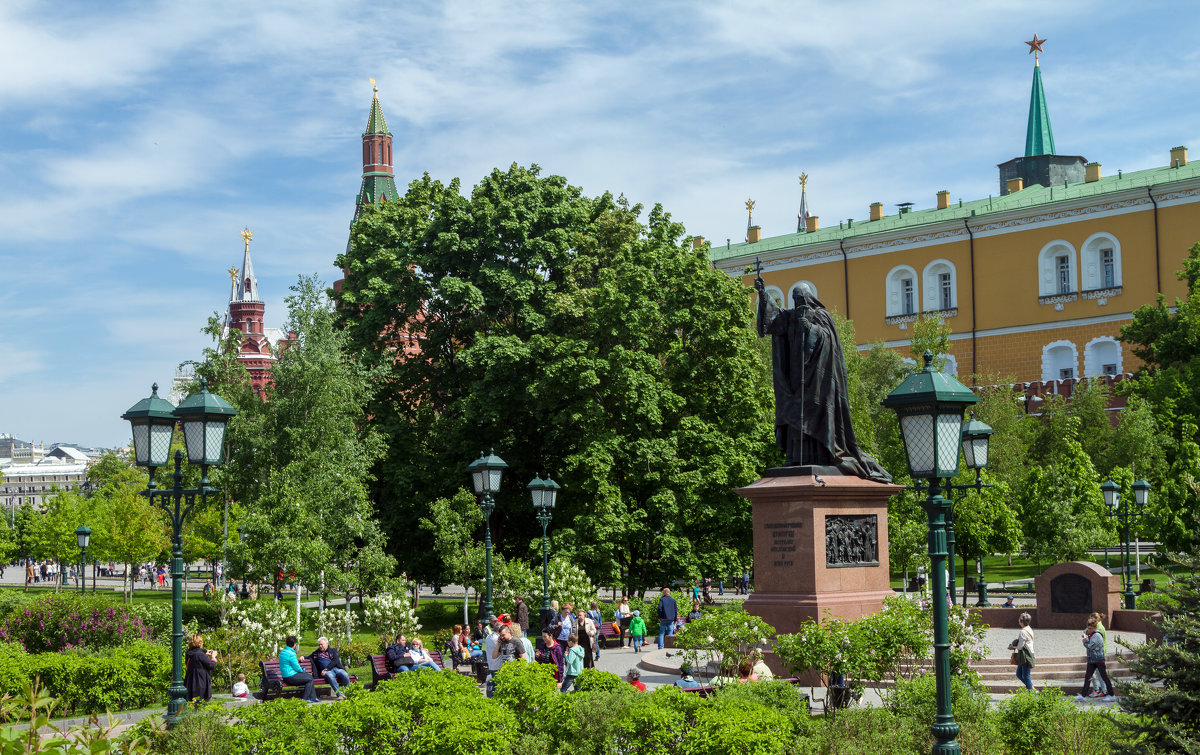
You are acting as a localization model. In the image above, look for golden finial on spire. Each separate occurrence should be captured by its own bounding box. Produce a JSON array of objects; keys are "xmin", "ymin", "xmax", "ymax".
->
[
  {"xmin": 370, "ymin": 77, "xmax": 377, "ymax": 96},
  {"xmin": 745, "ymin": 198, "xmax": 756, "ymax": 218},
  {"xmin": 798, "ymin": 172, "xmax": 809, "ymax": 189},
  {"xmin": 228, "ymin": 266, "xmax": 239, "ymax": 284},
  {"xmin": 241, "ymin": 226, "xmax": 253, "ymax": 252}
]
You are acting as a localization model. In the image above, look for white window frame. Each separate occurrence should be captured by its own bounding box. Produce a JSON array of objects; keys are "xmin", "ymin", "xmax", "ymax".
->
[
  {"xmin": 1037, "ymin": 240, "xmax": 1078, "ymax": 297},
  {"xmin": 1041, "ymin": 339, "xmax": 1079, "ymax": 382},
  {"xmin": 921, "ymin": 259, "xmax": 957, "ymax": 313},
  {"xmin": 886, "ymin": 265, "xmax": 920, "ymax": 317},
  {"xmin": 1080, "ymin": 232, "xmax": 1122, "ymax": 292},
  {"xmin": 1083, "ymin": 336, "xmax": 1122, "ymax": 378},
  {"xmin": 759, "ymin": 286, "xmax": 786, "ymax": 309}
]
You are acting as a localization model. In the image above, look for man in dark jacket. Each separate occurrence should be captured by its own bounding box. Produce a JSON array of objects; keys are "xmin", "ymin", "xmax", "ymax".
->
[
  {"xmin": 656, "ymin": 587, "xmax": 678, "ymax": 649},
  {"xmin": 385, "ymin": 634, "xmax": 415, "ymax": 675},
  {"xmin": 309, "ymin": 637, "xmax": 351, "ymax": 699},
  {"xmin": 515, "ymin": 596, "xmax": 530, "ymax": 634}
]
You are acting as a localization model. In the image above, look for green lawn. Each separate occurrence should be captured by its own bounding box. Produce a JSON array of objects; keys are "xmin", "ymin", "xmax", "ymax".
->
[{"xmin": 889, "ymin": 553, "xmax": 1173, "ymax": 590}]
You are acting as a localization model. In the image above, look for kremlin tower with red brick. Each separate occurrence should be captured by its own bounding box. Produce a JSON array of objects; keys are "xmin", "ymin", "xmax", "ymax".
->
[{"xmin": 225, "ymin": 227, "xmax": 287, "ymax": 396}]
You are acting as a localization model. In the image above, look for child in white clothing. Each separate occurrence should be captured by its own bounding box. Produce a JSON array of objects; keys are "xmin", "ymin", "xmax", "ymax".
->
[{"xmin": 232, "ymin": 673, "xmax": 249, "ymax": 698}]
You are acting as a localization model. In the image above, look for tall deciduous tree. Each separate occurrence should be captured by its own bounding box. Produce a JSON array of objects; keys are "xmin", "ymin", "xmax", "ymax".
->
[
  {"xmin": 92, "ymin": 466, "xmax": 170, "ymax": 602},
  {"xmin": 230, "ymin": 275, "xmax": 391, "ymax": 607},
  {"xmin": 336, "ymin": 165, "xmax": 773, "ymax": 591}
]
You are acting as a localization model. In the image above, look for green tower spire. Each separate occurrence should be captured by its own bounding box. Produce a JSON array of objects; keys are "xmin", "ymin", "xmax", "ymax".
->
[
  {"xmin": 365, "ymin": 79, "xmax": 390, "ymax": 135},
  {"xmin": 1024, "ymin": 53, "xmax": 1055, "ymax": 157}
]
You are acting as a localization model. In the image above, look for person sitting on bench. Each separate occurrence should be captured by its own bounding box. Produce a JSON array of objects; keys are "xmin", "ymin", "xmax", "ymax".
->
[
  {"xmin": 309, "ymin": 637, "xmax": 351, "ymax": 699},
  {"xmin": 280, "ymin": 635, "xmax": 320, "ymax": 704},
  {"xmin": 407, "ymin": 637, "xmax": 442, "ymax": 671}
]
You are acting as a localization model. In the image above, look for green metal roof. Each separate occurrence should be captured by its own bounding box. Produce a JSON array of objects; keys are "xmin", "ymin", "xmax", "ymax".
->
[
  {"xmin": 710, "ymin": 158, "xmax": 1200, "ymax": 264},
  {"xmin": 354, "ymin": 173, "xmax": 400, "ymax": 219},
  {"xmin": 1025, "ymin": 63, "xmax": 1055, "ymax": 157},
  {"xmin": 365, "ymin": 93, "xmax": 390, "ymax": 135}
]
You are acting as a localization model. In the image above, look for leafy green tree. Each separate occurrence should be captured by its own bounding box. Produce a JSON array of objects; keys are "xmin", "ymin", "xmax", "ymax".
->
[
  {"xmin": 92, "ymin": 466, "xmax": 170, "ymax": 602},
  {"xmin": 227, "ymin": 275, "xmax": 390, "ymax": 609},
  {"xmin": 335, "ymin": 165, "xmax": 773, "ymax": 591},
  {"xmin": 1146, "ymin": 423, "xmax": 1200, "ymax": 556},
  {"xmin": 1017, "ymin": 417, "xmax": 1108, "ymax": 566},
  {"xmin": 418, "ymin": 489, "xmax": 485, "ymax": 618},
  {"xmin": 25, "ymin": 488, "xmax": 88, "ymax": 591},
  {"xmin": 948, "ymin": 471, "xmax": 1020, "ymax": 591},
  {"xmin": 908, "ymin": 314, "xmax": 952, "ymax": 371}
]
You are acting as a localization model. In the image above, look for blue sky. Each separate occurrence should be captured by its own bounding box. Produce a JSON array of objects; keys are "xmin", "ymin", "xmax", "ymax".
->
[{"xmin": 3, "ymin": 1, "xmax": 1199, "ymax": 448}]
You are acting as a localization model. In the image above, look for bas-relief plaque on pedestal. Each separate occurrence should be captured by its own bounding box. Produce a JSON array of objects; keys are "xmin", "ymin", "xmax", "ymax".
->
[{"xmin": 825, "ymin": 514, "xmax": 879, "ymax": 568}]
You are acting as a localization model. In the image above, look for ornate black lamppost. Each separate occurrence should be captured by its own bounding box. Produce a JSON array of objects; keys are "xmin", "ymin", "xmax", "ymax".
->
[
  {"xmin": 528, "ymin": 474, "xmax": 560, "ymax": 628},
  {"xmin": 958, "ymin": 413, "xmax": 994, "ymax": 607},
  {"xmin": 122, "ymin": 380, "xmax": 236, "ymax": 726},
  {"xmin": 884, "ymin": 352, "xmax": 980, "ymax": 755},
  {"xmin": 467, "ymin": 450, "xmax": 507, "ymax": 624},
  {"xmin": 75, "ymin": 525, "xmax": 91, "ymax": 596},
  {"xmin": 1102, "ymin": 478, "xmax": 1150, "ymax": 610}
]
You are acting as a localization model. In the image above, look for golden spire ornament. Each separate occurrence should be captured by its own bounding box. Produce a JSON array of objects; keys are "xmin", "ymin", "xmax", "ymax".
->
[
  {"xmin": 370, "ymin": 77, "xmax": 377, "ymax": 95},
  {"xmin": 240, "ymin": 226, "xmax": 253, "ymax": 252},
  {"xmin": 799, "ymin": 173, "xmax": 808, "ymax": 189},
  {"xmin": 228, "ymin": 266, "xmax": 239, "ymax": 285},
  {"xmin": 745, "ymin": 198, "xmax": 755, "ymax": 221}
]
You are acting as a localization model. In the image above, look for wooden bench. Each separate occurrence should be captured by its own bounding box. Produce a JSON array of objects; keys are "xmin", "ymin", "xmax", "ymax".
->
[
  {"xmin": 259, "ymin": 657, "xmax": 359, "ymax": 700},
  {"xmin": 368, "ymin": 651, "xmax": 449, "ymax": 689},
  {"xmin": 678, "ymin": 677, "xmax": 810, "ymax": 704},
  {"xmin": 597, "ymin": 621, "xmax": 623, "ymax": 648}
]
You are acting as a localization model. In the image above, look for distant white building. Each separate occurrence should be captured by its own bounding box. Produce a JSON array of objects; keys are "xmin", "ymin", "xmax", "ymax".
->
[
  {"xmin": 1, "ymin": 456, "xmax": 91, "ymax": 516},
  {"xmin": 0, "ymin": 434, "xmax": 44, "ymax": 463}
]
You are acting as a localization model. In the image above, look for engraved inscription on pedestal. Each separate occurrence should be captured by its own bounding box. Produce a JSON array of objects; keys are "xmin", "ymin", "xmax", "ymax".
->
[
  {"xmin": 825, "ymin": 514, "xmax": 878, "ymax": 567},
  {"xmin": 1050, "ymin": 573, "xmax": 1093, "ymax": 614},
  {"xmin": 763, "ymin": 520, "xmax": 803, "ymax": 569}
]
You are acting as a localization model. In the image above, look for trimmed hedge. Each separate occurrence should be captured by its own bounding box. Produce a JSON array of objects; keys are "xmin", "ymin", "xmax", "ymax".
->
[{"xmin": 0, "ymin": 641, "xmax": 170, "ymax": 716}]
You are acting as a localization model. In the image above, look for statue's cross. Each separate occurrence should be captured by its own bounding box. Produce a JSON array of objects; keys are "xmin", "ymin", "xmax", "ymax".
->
[{"xmin": 754, "ymin": 256, "xmax": 764, "ymax": 280}]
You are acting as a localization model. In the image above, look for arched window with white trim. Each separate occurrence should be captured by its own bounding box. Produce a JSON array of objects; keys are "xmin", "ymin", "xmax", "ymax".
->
[
  {"xmin": 1041, "ymin": 340, "xmax": 1079, "ymax": 381},
  {"xmin": 1081, "ymin": 233, "xmax": 1122, "ymax": 291},
  {"xmin": 758, "ymin": 286, "xmax": 786, "ymax": 309},
  {"xmin": 1084, "ymin": 337, "xmax": 1122, "ymax": 377},
  {"xmin": 1037, "ymin": 240, "xmax": 1077, "ymax": 297},
  {"xmin": 790, "ymin": 280, "xmax": 818, "ymax": 303},
  {"xmin": 922, "ymin": 259, "xmax": 957, "ymax": 312},
  {"xmin": 886, "ymin": 265, "xmax": 919, "ymax": 317}
]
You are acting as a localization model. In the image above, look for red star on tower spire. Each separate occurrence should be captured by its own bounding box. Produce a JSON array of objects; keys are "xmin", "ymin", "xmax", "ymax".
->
[{"xmin": 1025, "ymin": 34, "xmax": 1047, "ymax": 64}]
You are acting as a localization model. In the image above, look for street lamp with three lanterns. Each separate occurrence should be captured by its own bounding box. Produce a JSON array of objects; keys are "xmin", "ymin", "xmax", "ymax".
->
[{"xmin": 1101, "ymin": 478, "xmax": 1151, "ymax": 610}]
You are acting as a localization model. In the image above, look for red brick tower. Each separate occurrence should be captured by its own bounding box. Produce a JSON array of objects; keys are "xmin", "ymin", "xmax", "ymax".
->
[{"xmin": 226, "ymin": 227, "xmax": 283, "ymax": 395}]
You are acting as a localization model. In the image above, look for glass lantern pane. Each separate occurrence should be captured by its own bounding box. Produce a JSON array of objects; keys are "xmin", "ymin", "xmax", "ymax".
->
[
  {"xmin": 471, "ymin": 470, "xmax": 484, "ymax": 495},
  {"xmin": 971, "ymin": 437, "xmax": 989, "ymax": 469},
  {"xmin": 960, "ymin": 436, "xmax": 976, "ymax": 469},
  {"xmin": 205, "ymin": 421, "xmax": 225, "ymax": 465},
  {"xmin": 183, "ymin": 419, "xmax": 206, "ymax": 464},
  {"xmin": 900, "ymin": 414, "xmax": 935, "ymax": 477},
  {"xmin": 149, "ymin": 423, "xmax": 175, "ymax": 466},
  {"xmin": 546, "ymin": 489, "xmax": 557, "ymax": 509},
  {"xmin": 936, "ymin": 412, "xmax": 963, "ymax": 477},
  {"xmin": 530, "ymin": 487, "xmax": 543, "ymax": 509},
  {"xmin": 487, "ymin": 469, "xmax": 503, "ymax": 493},
  {"xmin": 132, "ymin": 424, "xmax": 149, "ymax": 465}
]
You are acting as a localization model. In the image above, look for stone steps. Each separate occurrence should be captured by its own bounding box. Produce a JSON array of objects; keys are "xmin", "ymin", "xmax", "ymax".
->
[{"xmin": 971, "ymin": 655, "xmax": 1133, "ymax": 693}]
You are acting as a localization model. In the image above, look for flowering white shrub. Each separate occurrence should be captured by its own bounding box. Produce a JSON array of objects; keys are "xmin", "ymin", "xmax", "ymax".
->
[
  {"xmin": 493, "ymin": 556, "xmax": 597, "ymax": 616},
  {"xmin": 225, "ymin": 600, "xmax": 294, "ymax": 658},
  {"xmin": 311, "ymin": 607, "xmax": 359, "ymax": 645},
  {"xmin": 363, "ymin": 592, "xmax": 421, "ymax": 645},
  {"xmin": 675, "ymin": 609, "xmax": 776, "ymax": 682}
]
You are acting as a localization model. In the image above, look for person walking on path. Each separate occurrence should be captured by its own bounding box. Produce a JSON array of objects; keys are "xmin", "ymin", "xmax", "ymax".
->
[
  {"xmin": 1007, "ymin": 612, "xmax": 1036, "ymax": 691},
  {"xmin": 560, "ymin": 634, "xmax": 584, "ymax": 693},
  {"xmin": 279, "ymin": 635, "xmax": 320, "ymax": 704},
  {"xmin": 1075, "ymin": 616, "xmax": 1115, "ymax": 702},
  {"xmin": 515, "ymin": 596, "xmax": 529, "ymax": 634},
  {"xmin": 629, "ymin": 610, "xmax": 647, "ymax": 652},
  {"xmin": 1087, "ymin": 611, "xmax": 1108, "ymax": 697},
  {"xmin": 616, "ymin": 597, "xmax": 633, "ymax": 647},
  {"xmin": 656, "ymin": 587, "xmax": 678, "ymax": 649},
  {"xmin": 184, "ymin": 634, "xmax": 218, "ymax": 704}
]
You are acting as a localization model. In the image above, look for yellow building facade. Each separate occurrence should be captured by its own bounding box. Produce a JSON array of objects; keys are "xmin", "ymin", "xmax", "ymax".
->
[{"xmin": 710, "ymin": 62, "xmax": 1200, "ymax": 386}]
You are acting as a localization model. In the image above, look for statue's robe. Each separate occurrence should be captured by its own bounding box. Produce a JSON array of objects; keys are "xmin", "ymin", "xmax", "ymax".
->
[{"xmin": 758, "ymin": 289, "xmax": 891, "ymax": 482}]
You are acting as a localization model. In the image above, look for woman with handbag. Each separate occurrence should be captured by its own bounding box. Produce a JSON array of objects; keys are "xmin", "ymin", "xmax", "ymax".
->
[{"xmin": 1006, "ymin": 612, "xmax": 1035, "ymax": 690}]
